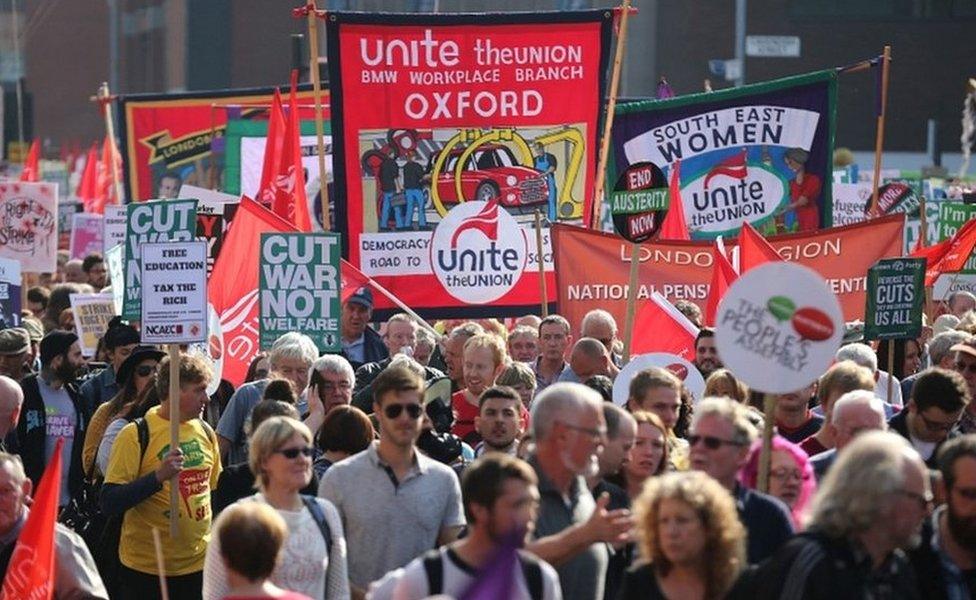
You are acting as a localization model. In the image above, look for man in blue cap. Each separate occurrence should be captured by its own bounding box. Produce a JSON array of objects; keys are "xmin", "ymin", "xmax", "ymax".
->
[{"xmin": 341, "ymin": 287, "xmax": 388, "ymax": 371}]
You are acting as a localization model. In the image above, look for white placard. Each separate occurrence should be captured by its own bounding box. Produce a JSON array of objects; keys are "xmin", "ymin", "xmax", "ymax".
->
[
  {"xmin": 140, "ymin": 241, "xmax": 208, "ymax": 344},
  {"xmin": 102, "ymin": 205, "xmax": 127, "ymax": 255},
  {"xmin": 746, "ymin": 35, "xmax": 801, "ymax": 57},
  {"xmin": 69, "ymin": 293, "xmax": 116, "ymax": 357},
  {"xmin": 612, "ymin": 352, "xmax": 707, "ymax": 407}
]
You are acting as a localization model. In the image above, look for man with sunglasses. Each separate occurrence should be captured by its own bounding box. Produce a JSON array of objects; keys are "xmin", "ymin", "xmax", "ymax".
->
[
  {"xmin": 888, "ymin": 368, "xmax": 968, "ymax": 468},
  {"xmin": 951, "ymin": 340, "xmax": 976, "ymax": 434},
  {"xmin": 318, "ymin": 364, "xmax": 464, "ymax": 596},
  {"xmin": 688, "ymin": 397, "xmax": 793, "ymax": 564}
]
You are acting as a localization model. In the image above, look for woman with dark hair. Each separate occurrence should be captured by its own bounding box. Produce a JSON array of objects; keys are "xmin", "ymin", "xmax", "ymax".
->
[
  {"xmin": 875, "ymin": 338, "xmax": 923, "ymax": 381},
  {"xmin": 246, "ymin": 352, "xmax": 270, "ymax": 383},
  {"xmin": 313, "ymin": 406, "xmax": 375, "ymax": 478},
  {"xmin": 95, "ymin": 359, "xmax": 166, "ymax": 476}
]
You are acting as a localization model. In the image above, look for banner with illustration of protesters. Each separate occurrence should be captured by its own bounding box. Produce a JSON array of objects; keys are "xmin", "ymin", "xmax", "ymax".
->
[
  {"xmin": 0, "ymin": 181, "xmax": 58, "ymax": 273},
  {"xmin": 611, "ymin": 70, "xmax": 837, "ymax": 240},
  {"xmin": 117, "ymin": 85, "xmax": 326, "ymax": 202},
  {"xmin": 552, "ymin": 214, "xmax": 903, "ymax": 331},
  {"xmin": 326, "ymin": 11, "xmax": 611, "ymax": 318}
]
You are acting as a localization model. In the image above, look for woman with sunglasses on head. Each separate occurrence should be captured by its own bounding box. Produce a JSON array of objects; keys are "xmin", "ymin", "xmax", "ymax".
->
[
  {"xmin": 85, "ymin": 345, "xmax": 164, "ymax": 477},
  {"xmin": 203, "ymin": 416, "xmax": 349, "ymax": 600},
  {"xmin": 738, "ymin": 435, "xmax": 816, "ymax": 529},
  {"xmin": 620, "ymin": 471, "xmax": 747, "ymax": 600}
]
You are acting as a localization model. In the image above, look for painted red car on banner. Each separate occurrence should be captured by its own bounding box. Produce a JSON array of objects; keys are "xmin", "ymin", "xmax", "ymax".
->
[{"xmin": 435, "ymin": 144, "xmax": 549, "ymax": 210}]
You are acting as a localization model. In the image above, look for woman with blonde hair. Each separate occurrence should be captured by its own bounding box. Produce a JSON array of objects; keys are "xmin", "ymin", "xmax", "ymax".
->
[
  {"xmin": 203, "ymin": 416, "xmax": 349, "ymax": 600},
  {"xmin": 620, "ymin": 471, "xmax": 747, "ymax": 600},
  {"xmin": 610, "ymin": 411, "xmax": 669, "ymax": 499},
  {"xmin": 703, "ymin": 369, "xmax": 749, "ymax": 404}
]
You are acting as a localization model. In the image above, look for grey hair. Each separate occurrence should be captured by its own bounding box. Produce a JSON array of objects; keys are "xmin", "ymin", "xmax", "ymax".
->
[
  {"xmin": 310, "ymin": 354, "xmax": 355, "ymax": 384},
  {"xmin": 415, "ymin": 327, "xmax": 436, "ymax": 350},
  {"xmin": 808, "ymin": 431, "xmax": 918, "ymax": 537},
  {"xmin": 835, "ymin": 343, "xmax": 878, "ymax": 373},
  {"xmin": 691, "ymin": 397, "xmax": 758, "ymax": 445},
  {"xmin": 930, "ymin": 330, "xmax": 973, "ymax": 366},
  {"xmin": 448, "ymin": 321, "xmax": 484, "ymax": 341},
  {"xmin": 0, "ymin": 453, "xmax": 26, "ymax": 484},
  {"xmin": 581, "ymin": 309, "xmax": 617, "ymax": 334},
  {"xmin": 509, "ymin": 325, "xmax": 539, "ymax": 341},
  {"xmin": 269, "ymin": 332, "xmax": 319, "ymax": 368},
  {"xmin": 531, "ymin": 382, "xmax": 603, "ymax": 441},
  {"xmin": 949, "ymin": 291, "xmax": 976, "ymax": 310},
  {"xmin": 830, "ymin": 390, "xmax": 886, "ymax": 426},
  {"xmin": 572, "ymin": 337, "xmax": 608, "ymax": 360},
  {"xmin": 388, "ymin": 354, "xmax": 425, "ymax": 378}
]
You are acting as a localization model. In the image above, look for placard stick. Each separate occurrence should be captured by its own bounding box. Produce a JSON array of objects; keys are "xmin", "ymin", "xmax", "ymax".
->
[
  {"xmin": 167, "ymin": 344, "xmax": 180, "ymax": 540},
  {"xmin": 886, "ymin": 341, "xmax": 895, "ymax": 401},
  {"xmin": 869, "ymin": 46, "xmax": 892, "ymax": 216},
  {"xmin": 758, "ymin": 394, "xmax": 777, "ymax": 493},
  {"xmin": 305, "ymin": 0, "xmax": 331, "ymax": 231},
  {"xmin": 591, "ymin": 0, "xmax": 633, "ymax": 228},
  {"xmin": 621, "ymin": 242, "xmax": 640, "ymax": 363},
  {"xmin": 366, "ymin": 277, "xmax": 442, "ymax": 341},
  {"xmin": 151, "ymin": 528, "xmax": 170, "ymax": 600},
  {"xmin": 919, "ymin": 196, "xmax": 935, "ymax": 322},
  {"xmin": 535, "ymin": 210, "xmax": 549, "ymax": 317}
]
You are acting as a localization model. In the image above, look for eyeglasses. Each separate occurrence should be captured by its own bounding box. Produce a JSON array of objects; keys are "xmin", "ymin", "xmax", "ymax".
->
[
  {"xmin": 559, "ymin": 422, "xmax": 607, "ymax": 441},
  {"xmin": 687, "ymin": 434, "xmax": 745, "ymax": 450},
  {"xmin": 898, "ymin": 488, "xmax": 934, "ymax": 510},
  {"xmin": 955, "ymin": 361, "xmax": 976, "ymax": 375},
  {"xmin": 276, "ymin": 446, "xmax": 314, "ymax": 459},
  {"xmin": 135, "ymin": 365, "xmax": 157, "ymax": 378},
  {"xmin": 320, "ymin": 381, "xmax": 352, "ymax": 392},
  {"xmin": 919, "ymin": 412, "xmax": 960, "ymax": 433},
  {"xmin": 769, "ymin": 467, "xmax": 808, "ymax": 482},
  {"xmin": 383, "ymin": 403, "xmax": 423, "ymax": 420}
]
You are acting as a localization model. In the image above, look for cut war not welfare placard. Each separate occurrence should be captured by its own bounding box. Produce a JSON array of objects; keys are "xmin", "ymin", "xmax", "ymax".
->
[{"xmin": 259, "ymin": 233, "xmax": 340, "ymax": 352}]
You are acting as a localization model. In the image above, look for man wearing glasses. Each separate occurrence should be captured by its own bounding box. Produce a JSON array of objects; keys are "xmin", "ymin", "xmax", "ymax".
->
[
  {"xmin": 318, "ymin": 365, "xmax": 464, "ymax": 598},
  {"xmin": 688, "ymin": 396, "xmax": 794, "ymax": 563},
  {"xmin": 889, "ymin": 368, "xmax": 968, "ymax": 468},
  {"xmin": 951, "ymin": 339, "xmax": 976, "ymax": 434}
]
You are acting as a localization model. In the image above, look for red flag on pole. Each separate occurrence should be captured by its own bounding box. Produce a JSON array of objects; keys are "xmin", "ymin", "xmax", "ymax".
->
[
  {"xmin": 272, "ymin": 72, "xmax": 313, "ymax": 232},
  {"xmin": 341, "ymin": 259, "xmax": 373, "ymax": 304},
  {"xmin": 0, "ymin": 439, "xmax": 62, "ymax": 600},
  {"xmin": 912, "ymin": 220, "xmax": 976, "ymax": 286},
  {"xmin": 658, "ymin": 161, "xmax": 690, "ymax": 241},
  {"xmin": 631, "ymin": 292, "xmax": 700, "ymax": 359},
  {"xmin": 93, "ymin": 135, "xmax": 122, "ymax": 214},
  {"xmin": 704, "ymin": 242, "xmax": 738, "ymax": 326},
  {"xmin": 19, "ymin": 140, "xmax": 39, "ymax": 182},
  {"xmin": 738, "ymin": 220, "xmax": 782, "ymax": 273},
  {"xmin": 209, "ymin": 197, "xmax": 298, "ymax": 386},
  {"xmin": 257, "ymin": 90, "xmax": 287, "ymax": 210},
  {"xmin": 76, "ymin": 144, "xmax": 99, "ymax": 212}
]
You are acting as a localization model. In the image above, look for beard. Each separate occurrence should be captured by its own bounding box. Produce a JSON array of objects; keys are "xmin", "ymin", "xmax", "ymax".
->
[
  {"xmin": 55, "ymin": 360, "xmax": 80, "ymax": 383},
  {"xmin": 948, "ymin": 506, "xmax": 976, "ymax": 552},
  {"xmin": 561, "ymin": 448, "xmax": 600, "ymax": 479}
]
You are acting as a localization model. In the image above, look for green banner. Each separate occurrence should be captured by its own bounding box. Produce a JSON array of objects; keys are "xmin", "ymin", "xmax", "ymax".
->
[
  {"xmin": 609, "ymin": 188, "xmax": 670, "ymax": 215},
  {"xmin": 259, "ymin": 232, "xmax": 341, "ymax": 352},
  {"xmin": 863, "ymin": 257, "xmax": 925, "ymax": 341},
  {"xmin": 938, "ymin": 202, "xmax": 976, "ymax": 273},
  {"xmin": 124, "ymin": 199, "xmax": 198, "ymax": 320}
]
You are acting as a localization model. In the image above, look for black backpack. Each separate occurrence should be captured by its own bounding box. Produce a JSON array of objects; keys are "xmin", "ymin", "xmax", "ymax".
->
[
  {"xmin": 422, "ymin": 548, "xmax": 543, "ymax": 600},
  {"xmin": 300, "ymin": 494, "xmax": 333, "ymax": 556}
]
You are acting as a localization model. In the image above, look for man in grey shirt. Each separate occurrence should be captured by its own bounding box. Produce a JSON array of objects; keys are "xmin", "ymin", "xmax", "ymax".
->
[{"xmin": 319, "ymin": 364, "xmax": 464, "ymax": 595}]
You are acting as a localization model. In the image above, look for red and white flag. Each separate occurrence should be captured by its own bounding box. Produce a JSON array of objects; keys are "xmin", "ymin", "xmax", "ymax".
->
[
  {"xmin": 257, "ymin": 90, "xmax": 287, "ymax": 211},
  {"xmin": 18, "ymin": 140, "xmax": 39, "ymax": 182},
  {"xmin": 704, "ymin": 241, "xmax": 738, "ymax": 326},
  {"xmin": 738, "ymin": 220, "xmax": 782, "ymax": 273},
  {"xmin": 93, "ymin": 134, "xmax": 122, "ymax": 214},
  {"xmin": 270, "ymin": 73, "xmax": 313, "ymax": 231},
  {"xmin": 657, "ymin": 161, "xmax": 690, "ymax": 241},
  {"xmin": 631, "ymin": 292, "xmax": 700, "ymax": 359},
  {"xmin": 341, "ymin": 259, "xmax": 373, "ymax": 304}
]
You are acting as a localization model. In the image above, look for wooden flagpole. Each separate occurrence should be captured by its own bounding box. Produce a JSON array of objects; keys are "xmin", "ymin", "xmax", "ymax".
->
[
  {"xmin": 869, "ymin": 46, "xmax": 892, "ymax": 216},
  {"xmin": 621, "ymin": 242, "xmax": 640, "ymax": 364},
  {"xmin": 591, "ymin": 0, "xmax": 633, "ymax": 229},
  {"xmin": 94, "ymin": 82, "xmax": 125, "ymax": 204},
  {"xmin": 758, "ymin": 394, "xmax": 777, "ymax": 493},
  {"xmin": 167, "ymin": 345, "xmax": 181, "ymax": 540},
  {"xmin": 152, "ymin": 528, "xmax": 170, "ymax": 600},
  {"xmin": 304, "ymin": 1, "xmax": 331, "ymax": 231},
  {"xmin": 919, "ymin": 196, "xmax": 936, "ymax": 322},
  {"xmin": 886, "ymin": 342, "xmax": 895, "ymax": 401},
  {"xmin": 535, "ymin": 210, "xmax": 549, "ymax": 317}
]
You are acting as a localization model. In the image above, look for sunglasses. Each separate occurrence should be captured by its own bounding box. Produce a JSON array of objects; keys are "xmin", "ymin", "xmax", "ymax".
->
[
  {"xmin": 384, "ymin": 403, "xmax": 423, "ymax": 420},
  {"xmin": 136, "ymin": 365, "xmax": 157, "ymax": 378},
  {"xmin": 687, "ymin": 434, "xmax": 745, "ymax": 450},
  {"xmin": 276, "ymin": 446, "xmax": 314, "ymax": 459}
]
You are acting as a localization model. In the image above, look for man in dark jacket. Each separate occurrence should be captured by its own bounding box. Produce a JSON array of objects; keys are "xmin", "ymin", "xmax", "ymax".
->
[
  {"xmin": 16, "ymin": 331, "xmax": 89, "ymax": 508},
  {"xmin": 340, "ymin": 287, "xmax": 388, "ymax": 371},
  {"xmin": 888, "ymin": 368, "xmax": 968, "ymax": 469}
]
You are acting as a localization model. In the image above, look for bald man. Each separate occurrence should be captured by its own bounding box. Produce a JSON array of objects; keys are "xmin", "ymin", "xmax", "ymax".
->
[
  {"xmin": 0, "ymin": 376, "xmax": 23, "ymax": 452},
  {"xmin": 557, "ymin": 337, "xmax": 613, "ymax": 384}
]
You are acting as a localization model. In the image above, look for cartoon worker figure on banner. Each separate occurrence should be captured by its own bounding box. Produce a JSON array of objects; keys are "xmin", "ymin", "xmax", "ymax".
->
[
  {"xmin": 378, "ymin": 147, "xmax": 404, "ymax": 231},
  {"xmin": 533, "ymin": 142, "xmax": 558, "ymax": 222},
  {"xmin": 782, "ymin": 147, "xmax": 822, "ymax": 233},
  {"xmin": 402, "ymin": 150, "xmax": 427, "ymax": 230}
]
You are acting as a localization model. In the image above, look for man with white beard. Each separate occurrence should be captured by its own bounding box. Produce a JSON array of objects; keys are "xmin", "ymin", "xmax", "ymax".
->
[{"xmin": 523, "ymin": 383, "xmax": 632, "ymax": 600}]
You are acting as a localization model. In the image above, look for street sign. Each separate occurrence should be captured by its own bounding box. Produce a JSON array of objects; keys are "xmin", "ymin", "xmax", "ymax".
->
[{"xmin": 746, "ymin": 36, "xmax": 801, "ymax": 58}]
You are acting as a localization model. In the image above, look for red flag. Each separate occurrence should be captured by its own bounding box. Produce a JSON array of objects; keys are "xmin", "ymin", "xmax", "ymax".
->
[
  {"xmin": 631, "ymin": 292, "xmax": 700, "ymax": 359},
  {"xmin": 257, "ymin": 90, "xmax": 287, "ymax": 210},
  {"xmin": 19, "ymin": 140, "xmax": 39, "ymax": 182},
  {"xmin": 0, "ymin": 439, "xmax": 62, "ymax": 600},
  {"xmin": 341, "ymin": 258, "xmax": 373, "ymax": 304},
  {"xmin": 704, "ymin": 242, "xmax": 738, "ymax": 326},
  {"xmin": 209, "ymin": 197, "xmax": 298, "ymax": 386},
  {"xmin": 738, "ymin": 220, "xmax": 782, "ymax": 273},
  {"xmin": 704, "ymin": 149, "xmax": 747, "ymax": 189},
  {"xmin": 76, "ymin": 144, "xmax": 99, "ymax": 212},
  {"xmin": 913, "ymin": 220, "xmax": 976, "ymax": 286},
  {"xmin": 93, "ymin": 135, "xmax": 122, "ymax": 214},
  {"xmin": 277, "ymin": 73, "xmax": 313, "ymax": 232},
  {"xmin": 658, "ymin": 161, "xmax": 690, "ymax": 241}
]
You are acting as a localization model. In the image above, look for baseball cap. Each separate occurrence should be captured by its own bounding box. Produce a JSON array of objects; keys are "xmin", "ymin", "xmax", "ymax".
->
[
  {"xmin": 0, "ymin": 328, "xmax": 30, "ymax": 356},
  {"xmin": 347, "ymin": 287, "xmax": 373, "ymax": 310}
]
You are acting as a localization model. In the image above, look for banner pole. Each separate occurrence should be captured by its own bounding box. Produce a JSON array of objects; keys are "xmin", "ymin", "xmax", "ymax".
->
[
  {"xmin": 758, "ymin": 393, "xmax": 777, "ymax": 493},
  {"xmin": 886, "ymin": 341, "xmax": 895, "ymax": 401},
  {"xmin": 591, "ymin": 0, "xmax": 633, "ymax": 229},
  {"xmin": 535, "ymin": 210, "xmax": 549, "ymax": 317},
  {"xmin": 366, "ymin": 277, "xmax": 442, "ymax": 341},
  {"xmin": 167, "ymin": 344, "xmax": 181, "ymax": 540},
  {"xmin": 95, "ymin": 82, "xmax": 126, "ymax": 205},
  {"xmin": 919, "ymin": 196, "xmax": 934, "ymax": 322},
  {"xmin": 152, "ymin": 528, "xmax": 170, "ymax": 600},
  {"xmin": 621, "ymin": 242, "xmax": 640, "ymax": 364},
  {"xmin": 869, "ymin": 46, "xmax": 892, "ymax": 216},
  {"xmin": 305, "ymin": 1, "xmax": 331, "ymax": 231}
]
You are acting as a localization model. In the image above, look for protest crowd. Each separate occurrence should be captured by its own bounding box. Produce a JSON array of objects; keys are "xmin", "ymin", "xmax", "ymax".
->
[{"xmin": 5, "ymin": 5, "xmax": 976, "ymax": 600}]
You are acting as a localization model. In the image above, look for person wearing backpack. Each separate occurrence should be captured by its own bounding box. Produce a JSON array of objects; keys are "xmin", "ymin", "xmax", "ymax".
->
[
  {"xmin": 100, "ymin": 352, "xmax": 221, "ymax": 600},
  {"xmin": 368, "ymin": 453, "xmax": 562, "ymax": 600},
  {"xmin": 203, "ymin": 416, "xmax": 349, "ymax": 600}
]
